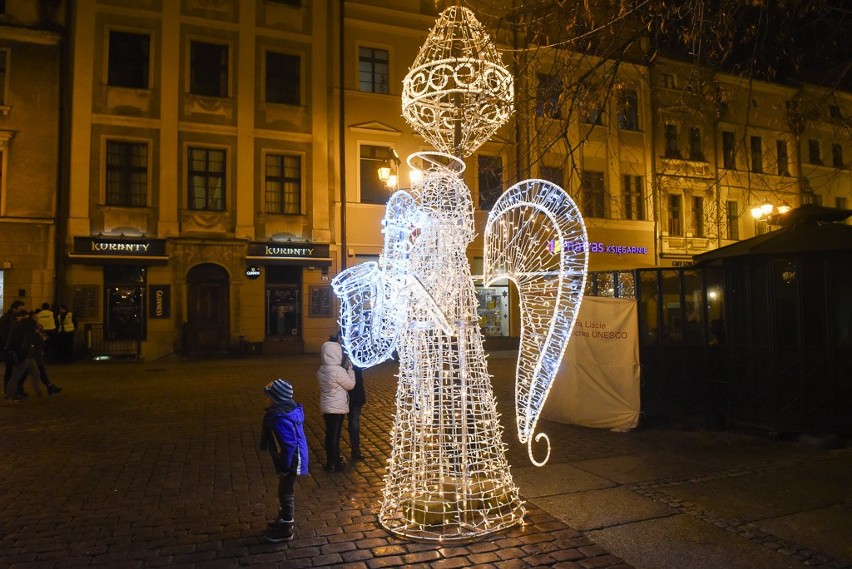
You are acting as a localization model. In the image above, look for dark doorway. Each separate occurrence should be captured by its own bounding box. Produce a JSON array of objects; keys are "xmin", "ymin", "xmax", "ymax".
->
[
  {"xmin": 265, "ymin": 265, "xmax": 303, "ymax": 353},
  {"xmin": 104, "ymin": 265, "xmax": 146, "ymax": 341},
  {"xmin": 186, "ymin": 263, "xmax": 230, "ymax": 352}
]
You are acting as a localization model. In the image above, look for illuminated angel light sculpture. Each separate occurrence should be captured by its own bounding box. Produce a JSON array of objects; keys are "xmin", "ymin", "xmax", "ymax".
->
[{"xmin": 332, "ymin": 6, "xmax": 587, "ymax": 541}]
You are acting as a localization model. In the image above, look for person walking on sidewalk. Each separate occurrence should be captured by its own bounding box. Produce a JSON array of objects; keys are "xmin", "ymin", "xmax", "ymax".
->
[
  {"xmin": 1, "ymin": 301, "xmax": 25, "ymax": 392},
  {"xmin": 4, "ymin": 308, "xmax": 36, "ymax": 400},
  {"xmin": 260, "ymin": 379, "xmax": 308, "ymax": 543},
  {"xmin": 30, "ymin": 318, "xmax": 62, "ymax": 395},
  {"xmin": 34, "ymin": 303, "xmax": 58, "ymax": 362},
  {"xmin": 316, "ymin": 339, "xmax": 354, "ymax": 472}
]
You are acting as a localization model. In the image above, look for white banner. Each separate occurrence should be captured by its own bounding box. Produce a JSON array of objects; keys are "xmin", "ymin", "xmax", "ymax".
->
[{"xmin": 541, "ymin": 296, "xmax": 640, "ymax": 431}]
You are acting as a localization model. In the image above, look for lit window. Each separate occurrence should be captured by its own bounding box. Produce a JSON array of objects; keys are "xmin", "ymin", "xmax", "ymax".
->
[
  {"xmin": 265, "ymin": 154, "xmax": 301, "ymax": 214},
  {"xmin": 359, "ymin": 47, "xmax": 389, "ymax": 94},
  {"xmin": 190, "ymin": 41, "xmax": 228, "ymax": 98},
  {"xmin": 106, "ymin": 141, "xmax": 148, "ymax": 207},
  {"xmin": 108, "ymin": 31, "xmax": 150, "ymax": 89},
  {"xmin": 265, "ymin": 52, "xmax": 300, "ymax": 105},
  {"xmin": 188, "ymin": 147, "xmax": 226, "ymax": 211}
]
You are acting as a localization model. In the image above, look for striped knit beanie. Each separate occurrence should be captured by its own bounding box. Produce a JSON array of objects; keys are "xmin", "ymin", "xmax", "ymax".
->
[{"xmin": 264, "ymin": 379, "xmax": 294, "ymax": 402}]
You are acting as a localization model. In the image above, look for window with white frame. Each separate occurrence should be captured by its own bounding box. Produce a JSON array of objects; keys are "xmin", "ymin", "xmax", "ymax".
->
[
  {"xmin": 359, "ymin": 47, "xmax": 389, "ymax": 94},
  {"xmin": 265, "ymin": 154, "xmax": 301, "ymax": 214},
  {"xmin": 265, "ymin": 51, "xmax": 300, "ymax": 105},
  {"xmin": 106, "ymin": 140, "xmax": 148, "ymax": 207},
  {"xmin": 108, "ymin": 30, "xmax": 150, "ymax": 89},
  {"xmin": 188, "ymin": 147, "xmax": 226, "ymax": 211},
  {"xmin": 190, "ymin": 41, "xmax": 228, "ymax": 98}
]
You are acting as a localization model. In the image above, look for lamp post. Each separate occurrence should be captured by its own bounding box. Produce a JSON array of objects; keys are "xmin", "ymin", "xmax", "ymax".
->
[
  {"xmin": 377, "ymin": 149, "xmax": 401, "ymax": 190},
  {"xmin": 751, "ymin": 200, "xmax": 791, "ymax": 234}
]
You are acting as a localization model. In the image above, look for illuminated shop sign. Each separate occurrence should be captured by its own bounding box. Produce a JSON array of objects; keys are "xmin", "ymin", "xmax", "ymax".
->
[
  {"xmin": 248, "ymin": 242, "xmax": 330, "ymax": 259},
  {"xmin": 73, "ymin": 237, "xmax": 167, "ymax": 257},
  {"xmin": 149, "ymin": 285, "xmax": 171, "ymax": 319},
  {"xmin": 549, "ymin": 239, "xmax": 649, "ymax": 256}
]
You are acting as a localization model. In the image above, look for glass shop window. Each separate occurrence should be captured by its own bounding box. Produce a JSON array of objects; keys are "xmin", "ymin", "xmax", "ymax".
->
[{"xmin": 104, "ymin": 265, "xmax": 146, "ymax": 341}]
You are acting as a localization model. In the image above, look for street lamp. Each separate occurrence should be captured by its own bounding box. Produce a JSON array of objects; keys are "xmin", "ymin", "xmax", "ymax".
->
[
  {"xmin": 377, "ymin": 149, "xmax": 401, "ymax": 190},
  {"xmin": 751, "ymin": 200, "xmax": 791, "ymax": 234}
]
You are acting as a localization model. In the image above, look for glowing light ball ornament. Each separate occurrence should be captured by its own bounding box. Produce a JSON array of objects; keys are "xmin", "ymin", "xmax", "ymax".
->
[{"xmin": 332, "ymin": 6, "xmax": 587, "ymax": 542}]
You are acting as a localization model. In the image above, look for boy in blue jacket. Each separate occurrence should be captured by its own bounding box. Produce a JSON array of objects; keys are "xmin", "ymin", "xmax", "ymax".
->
[{"xmin": 260, "ymin": 379, "xmax": 309, "ymax": 543}]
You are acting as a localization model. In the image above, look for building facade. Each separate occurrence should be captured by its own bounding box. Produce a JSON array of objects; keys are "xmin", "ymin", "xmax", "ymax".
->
[
  {"xmin": 0, "ymin": 1, "xmax": 64, "ymax": 315},
  {"xmin": 13, "ymin": 0, "xmax": 848, "ymax": 359}
]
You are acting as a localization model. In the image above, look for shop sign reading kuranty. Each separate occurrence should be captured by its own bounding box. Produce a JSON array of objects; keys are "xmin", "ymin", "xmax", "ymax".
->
[
  {"xmin": 247, "ymin": 242, "xmax": 330, "ymax": 260},
  {"xmin": 73, "ymin": 237, "xmax": 167, "ymax": 257}
]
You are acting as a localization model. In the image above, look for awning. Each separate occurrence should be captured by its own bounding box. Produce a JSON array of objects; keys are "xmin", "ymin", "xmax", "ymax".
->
[
  {"xmin": 246, "ymin": 256, "xmax": 332, "ymax": 267},
  {"xmin": 68, "ymin": 253, "xmax": 170, "ymax": 265}
]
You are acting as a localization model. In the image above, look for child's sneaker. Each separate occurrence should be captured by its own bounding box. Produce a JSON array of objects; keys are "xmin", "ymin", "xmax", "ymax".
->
[{"xmin": 264, "ymin": 520, "xmax": 294, "ymax": 543}]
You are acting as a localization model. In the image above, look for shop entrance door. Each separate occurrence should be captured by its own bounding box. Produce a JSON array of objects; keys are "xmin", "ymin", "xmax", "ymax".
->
[
  {"xmin": 186, "ymin": 263, "xmax": 230, "ymax": 352},
  {"xmin": 264, "ymin": 266, "xmax": 303, "ymax": 354}
]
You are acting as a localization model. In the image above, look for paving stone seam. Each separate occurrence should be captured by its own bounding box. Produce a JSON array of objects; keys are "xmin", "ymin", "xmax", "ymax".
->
[{"xmin": 629, "ymin": 478, "xmax": 852, "ymax": 568}]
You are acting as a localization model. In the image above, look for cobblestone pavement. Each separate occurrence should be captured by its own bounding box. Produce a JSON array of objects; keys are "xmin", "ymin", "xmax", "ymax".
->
[{"xmin": 1, "ymin": 352, "xmax": 849, "ymax": 569}]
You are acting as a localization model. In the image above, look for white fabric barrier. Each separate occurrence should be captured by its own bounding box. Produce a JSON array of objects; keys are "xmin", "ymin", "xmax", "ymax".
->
[{"xmin": 541, "ymin": 296, "xmax": 640, "ymax": 431}]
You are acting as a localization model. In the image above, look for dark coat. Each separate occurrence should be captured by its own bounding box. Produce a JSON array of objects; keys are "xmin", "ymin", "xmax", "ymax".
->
[{"xmin": 349, "ymin": 366, "xmax": 366, "ymax": 408}]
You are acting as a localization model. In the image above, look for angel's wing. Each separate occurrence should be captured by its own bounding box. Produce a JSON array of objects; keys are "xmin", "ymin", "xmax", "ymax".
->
[
  {"xmin": 483, "ymin": 179, "xmax": 588, "ymax": 465},
  {"xmin": 331, "ymin": 190, "xmax": 422, "ymax": 368}
]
